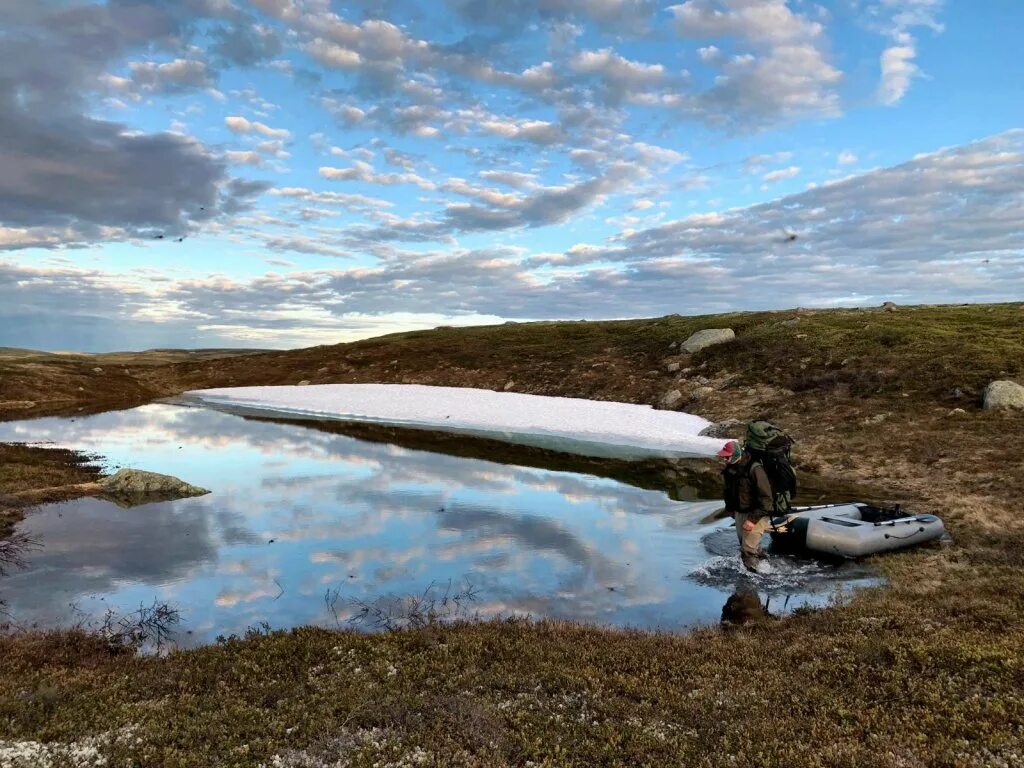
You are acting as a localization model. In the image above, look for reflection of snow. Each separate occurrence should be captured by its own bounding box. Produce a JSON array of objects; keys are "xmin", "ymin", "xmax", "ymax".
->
[{"xmin": 185, "ymin": 383, "xmax": 723, "ymax": 459}]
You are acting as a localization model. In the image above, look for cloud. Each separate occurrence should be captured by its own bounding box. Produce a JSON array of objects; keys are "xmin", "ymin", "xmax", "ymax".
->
[
  {"xmin": 837, "ymin": 150, "xmax": 857, "ymax": 165},
  {"xmin": 569, "ymin": 48, "xmax": 667, "ymax": 104},
  {"xmin": 225, "ymin": 115, "xmax": 292, "ymax": 139},
  {"xmin": 0, "ymin": 2, "xmax": 249, "ymax": 243},
  {"xmin": 270, "ymin": 187, "xmax": 395, "ymax": 211},
  {"xmin": 871, "ymin": 0, "xmax": 945, "ymax": 105},
  {"xmin": 479, "ymin": 117, "xmax": 565, "ymax": 145},
  {"xmin": 210, "ymin": 20, "xmax": 283, "ymax": 66},
  {"xmin": 319, "ymin": 161, "xmax": 437, "ymax": 189},
  {"xmin": 762, "ymin": 165, "xmax": 800, "ymax": 182},
  {"xmin": 124, "ymin": 58, "xmax": 215, "ymax": 93},
  {"xmin": 6, "ymin": 134, "xmax": 1023, "ymax": 347},
  {"xmin": 668, "ymin": 0, "xmax": 842, "ymax": 126},
  {"xmin": 878, "ymin": 43, "xmax": 917, "ymax": 105}
]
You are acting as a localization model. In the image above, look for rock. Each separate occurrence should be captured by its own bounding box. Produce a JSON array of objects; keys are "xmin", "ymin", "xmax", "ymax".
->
[
  {"xmin": 668, "ymin": 341, "xmax": 679, "ymax": 350},
  {"xmin": 503, "ymin": 380, "xmax": 515, "ymax": 391},
  {"xmin": 882, "ymin": 301, "xmax": 898, "ymax": 312},
  {"xmin": 781, "ymin": 317, "xmax": 801, "ymax": 327},
  {"xmin": 658, "ymin": 389, "xmax": 684, "ymax": 410},
  {"xmin": 297, "ymin": 380, "xmax": 311, "ymax": 386},
  {"xmin": 861, "ymin": 413, "xmax": 889, "ymax": 426},
  {"xmin": 982, "ymin": 380, "xmax": 1024, "ymax": 410},
  {"xmin": 948, "ymin": 408, "xmax": 967, "ymax": 416},
  {"xmin": 665, "ymin": 362, "xmax": 681, "ymax": 373},
  {"xmin": 692, "ymin": 375, "xmax": 710, "ymax": 386},
  {"xmin": 699, "ymin": 419, "xmax": 746, "ymax": 439},
  {"xmin": 93, "ymin": 367, "xmax": 103, "ymax": 373},
  {"xmin": 98, "ymin": 469, "xmax": 210, "ymax": 508},
  {"xmin": 690, "ymin": 386, "xmax": 716, "ymax": 401},
  {"xmin": 680, "ymin": 328, "xmax": 736, "ymax": 354},
  {"xmin": 317, "ymin": 367, "xmax": 329, "ymax": 374}
]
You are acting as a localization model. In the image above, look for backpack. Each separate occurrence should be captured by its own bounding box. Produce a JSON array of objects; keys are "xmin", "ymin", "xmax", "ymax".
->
[{"xmin": 745, "ymin": 421, "xmax": 797, "ymax": 512}]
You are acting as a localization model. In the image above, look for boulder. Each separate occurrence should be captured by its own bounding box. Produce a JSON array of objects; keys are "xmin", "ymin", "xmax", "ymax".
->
[
  {"xmin": 690, "ymin": 386, "xmax": 716, "ymax": 401},
  {"xmin": 658, "ymin": 389, "xmax": 684, "ymax": 410},
  {"xmin": 699, "ymin": 419, "xmax": 746, "ymax": 439},
  {"xmin": 781, "ymin": 317, "xmax": 801, "ymax": 327},
  {"xmin": 882, "ymin": 301, "xmax": 898, "ymax": 312},
  {"xmin": 99, "ymin": 469, "xmax": 210, "ymax": 508},
  {"xmin": 503, "ymin": 380, "xmax": 515, "ymax": 391},
  {"xmin": 982, "ymin": 380, "xmax": 1024, "ymax": 411},
  {"xmin": 665, "ymin": 361, "xmax": 681, "ymax": 373},
  {"xmin": 297, "ymin": 380, "xmax": 311, "ymax": 386},
  {"xmin": 681, "ymin": 328, "xmax": 735, "ymax": 354}
]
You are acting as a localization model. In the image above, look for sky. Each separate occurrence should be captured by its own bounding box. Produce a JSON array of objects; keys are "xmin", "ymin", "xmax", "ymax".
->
[{"xmin": 1, "ymin": 0, "xmax": 1023, "ymax": 352}]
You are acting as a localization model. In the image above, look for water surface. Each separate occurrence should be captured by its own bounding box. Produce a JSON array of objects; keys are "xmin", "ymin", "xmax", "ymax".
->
[{"xmin": 0, "ymin": 405, "xmax": 875, "ymax": 644}]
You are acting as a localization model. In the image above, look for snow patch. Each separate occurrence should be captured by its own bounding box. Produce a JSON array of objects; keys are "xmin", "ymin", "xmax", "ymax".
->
[{"xmin": 183, "ymin": 384, "xmax": 726, "ymax": 459}]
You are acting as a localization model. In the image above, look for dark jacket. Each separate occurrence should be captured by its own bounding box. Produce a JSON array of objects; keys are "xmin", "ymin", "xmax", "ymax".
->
[{"xmin": 723, "ymin": 456, "xmax": 774, "ymax": 518}]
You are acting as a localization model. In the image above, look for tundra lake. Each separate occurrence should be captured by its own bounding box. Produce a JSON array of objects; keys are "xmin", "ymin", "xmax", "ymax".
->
[{"xmin": 0, "ymin": 405, "xmax": 876, "ymax": 644}]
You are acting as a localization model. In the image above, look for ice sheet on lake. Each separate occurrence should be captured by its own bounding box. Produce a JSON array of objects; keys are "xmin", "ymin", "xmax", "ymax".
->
[{"xmin": 183, "ymin": 383, "xmax": 727, "ymax": 460}]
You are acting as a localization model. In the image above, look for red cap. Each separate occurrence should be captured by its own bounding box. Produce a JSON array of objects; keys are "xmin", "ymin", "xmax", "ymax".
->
[{"xmin": 717, "ymin": 440, "xmax": 741, "ymax": 458}]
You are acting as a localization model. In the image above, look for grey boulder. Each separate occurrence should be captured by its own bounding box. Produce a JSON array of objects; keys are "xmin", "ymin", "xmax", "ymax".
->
[
  {"xmin": 681, "ymin": 328, "xmax": 735, "ymax": 354},
  {"xmin": 99, "ymin": 469, "xmax": 210, "ymax": 508},
  {"xmin": 982, "ymin": 380, "xmax": 1024, "ymax": 411}
]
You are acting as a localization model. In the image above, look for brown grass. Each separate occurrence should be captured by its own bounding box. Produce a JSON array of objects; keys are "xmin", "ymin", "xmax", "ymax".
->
[{"xmin": 1, "ymin": 302, "xmax": 1023, "ymax": 766}]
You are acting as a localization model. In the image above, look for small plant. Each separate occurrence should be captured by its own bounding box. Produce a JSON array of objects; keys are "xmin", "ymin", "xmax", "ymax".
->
[
  {"xmin": 97, "ymin": 600, "xmax": 182, "ymax": 652},
  {"xmin": 325, "ymin": 578, "xmax": 480, "ymax": 631},
  {"xmin": 0, "ymin": 532, "xmax": 39, "ymax": 576}
]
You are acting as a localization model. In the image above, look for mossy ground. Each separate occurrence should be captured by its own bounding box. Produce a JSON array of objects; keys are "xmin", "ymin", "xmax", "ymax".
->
[{"xmin": 1, "ymin": 303, "xmax": 1023, "ymax": 766}]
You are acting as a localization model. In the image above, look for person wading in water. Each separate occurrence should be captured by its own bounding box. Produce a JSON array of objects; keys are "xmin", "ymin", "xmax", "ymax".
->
[{"xmin": 718, "ymin": 439, "xmax": 774, "ymax": 572}]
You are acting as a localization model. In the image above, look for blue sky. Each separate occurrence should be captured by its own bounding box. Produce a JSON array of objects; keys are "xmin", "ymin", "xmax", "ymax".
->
[{"xmin": 2, "ymin": 0, "xmax": 1023, "ymax": 351}]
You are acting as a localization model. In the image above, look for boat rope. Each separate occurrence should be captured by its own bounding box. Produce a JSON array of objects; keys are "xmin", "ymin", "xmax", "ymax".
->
[{"xmin": 884, "ymin": 526, "xmax": 926, "ymax": 540}]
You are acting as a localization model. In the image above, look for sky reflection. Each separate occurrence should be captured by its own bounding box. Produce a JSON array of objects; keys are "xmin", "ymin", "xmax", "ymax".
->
[{"xmin": 0, "ymin": 405, "xmax": 873, "ymax": 643}]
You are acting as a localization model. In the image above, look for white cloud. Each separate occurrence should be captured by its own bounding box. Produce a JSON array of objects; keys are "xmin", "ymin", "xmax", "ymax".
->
[
  {"xmin": 878, "ymin": 44, "xmax": 918, "ymax": 105},
  {"xmin": 225, "ymin": 150, "xmax": 263, "ymax": 165},
  {"xmin": 479, "ymin": 118, "xmax": 565, "ymax": 145},
  {"xmin": 224, "ymin": 116, "xmax": 291, "ymax": 139},
  {"xmin": 319, "ymin": 161, "xmax": 437, "ymax": 190},
  {"xmin": 668, "ymin": 0, "xmax": 842, "ymax": 125},
  {"xmin": 763, "ymin": 165, "xmax": 800, "ymax": 182},
  {"xmin": 871, "ymin": 0, "xmax": 945, "ymax": 105}
]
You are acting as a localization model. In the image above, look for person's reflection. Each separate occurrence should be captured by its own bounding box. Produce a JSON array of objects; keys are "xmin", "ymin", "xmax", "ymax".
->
[{"xmin": 720, "ymin": 577, "xmax": 772, "ymax": 628}]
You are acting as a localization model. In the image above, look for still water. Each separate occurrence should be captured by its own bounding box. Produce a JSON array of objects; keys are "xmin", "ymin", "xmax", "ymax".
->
[{"xmin": 0, "ymin": 405, "xmax": 875, "ymax": 644}]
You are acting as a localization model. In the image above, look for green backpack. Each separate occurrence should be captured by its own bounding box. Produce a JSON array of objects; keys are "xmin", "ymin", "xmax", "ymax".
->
[{"xmin": 745, "ymin": 421, "xmax": 797, "ymax": 513}]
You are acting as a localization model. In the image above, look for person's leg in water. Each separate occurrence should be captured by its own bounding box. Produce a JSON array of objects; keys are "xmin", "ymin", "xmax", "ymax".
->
[{"xmin": 734, "ymin": 512, "xmax": 771, "ymax": 571}]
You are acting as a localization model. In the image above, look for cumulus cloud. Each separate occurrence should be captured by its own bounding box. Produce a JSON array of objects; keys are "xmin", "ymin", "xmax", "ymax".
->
[
  {"xmin": 569, "ymin": 48, "xmax": 667, "ymax": 104},
  {"xmin": 872, "ymin": 0, "xmax": 945, "ymax": 105},
  {"xmin": 0, "ymin": 2, "xmax": 267, "ymax": 246},
  {"xmin": 668, "ymin": 0, "xmax": 842, "ymax": 126},
  {"xmin": 762, "ymin": 165, "xmax": 800, "ymax": 182},
  {"xmin": 6, "ymin": 134, "xmax": 1023, "ymax": 347},
  {"xmin": 319, "ymin": 161, "xmax": 437, "ymax": 190},
  {"xmin": 225, "ymin": 115, "xmax": 292, "ymax": 139},
  {"xmin": 211, "ymin": 20, "xmax": 283, "ymax": 66}
]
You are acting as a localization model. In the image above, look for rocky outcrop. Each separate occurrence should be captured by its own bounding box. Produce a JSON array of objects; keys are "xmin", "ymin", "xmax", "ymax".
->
[
  {"xmin": 982, "ymin": 380, "xmax": 1024, "ymax": 411},
  {"xmin": 99, "ymin": 469, "xmax": 210, "ymax": 508},
  {"xmin": 658, "ymin": 389, "xmax": 683, "ymax": 410},
  {"xmin": 681, "ymin": 328, "xmax": 735, "ymax": 354},
  {"xmin": 699, "ymin": 419, "xmax": 746, "ymax": 439}
]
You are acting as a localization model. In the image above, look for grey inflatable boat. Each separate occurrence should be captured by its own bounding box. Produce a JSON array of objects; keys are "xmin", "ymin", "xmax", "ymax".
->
[{"xmin": 769, "ymin": 503, "xmax": 945, "ymax": 558}]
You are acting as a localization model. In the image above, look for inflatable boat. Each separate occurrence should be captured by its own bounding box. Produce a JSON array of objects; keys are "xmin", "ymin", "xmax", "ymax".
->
[{"xmin": 769, "ymin": 503, "xmax": 945, "ymax": 558}]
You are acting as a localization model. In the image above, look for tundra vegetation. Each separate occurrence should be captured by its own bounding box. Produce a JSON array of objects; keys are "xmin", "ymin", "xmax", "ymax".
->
[{"xmin": 1, "ymin": 303, "xmax": 1022, "ymax": 767}]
